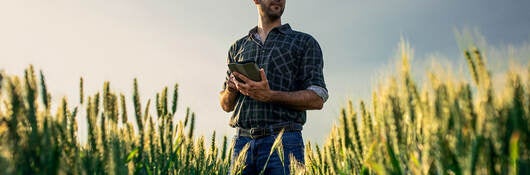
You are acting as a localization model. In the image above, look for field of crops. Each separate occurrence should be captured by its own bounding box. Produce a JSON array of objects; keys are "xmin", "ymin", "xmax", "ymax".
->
[{"xmin": 0, "ymin": 42, "xmax": 529, "ymax": 174}]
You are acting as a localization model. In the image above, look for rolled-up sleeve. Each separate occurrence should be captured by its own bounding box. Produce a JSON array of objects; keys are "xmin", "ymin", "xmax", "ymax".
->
[
  {"xmin": 301, "ymin": 36, "xmax": 328, "ymax": 102},
  {"xmin": 307, "ymin": 85, "xmax": 329, "ymax": 102}
]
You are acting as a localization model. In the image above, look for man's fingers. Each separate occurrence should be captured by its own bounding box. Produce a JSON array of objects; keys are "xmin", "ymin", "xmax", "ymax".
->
[
  {"xmin": 259, "ymin": 68, "xmax": 267, "ymax": 82},
  {"xmin": 235, "ymin": 79, "xmax": 249, "ymax": 91},
  {"xmin": 228, "ymin": 81, "xmax": 236, "ymax": 89},
  {"xmin": 241, "ymin": 90, "xmax": 250, "ymax": 96},
  {"xmin": 235, "ymin": 83, "xmax": 249, "ymax": 96},
  {"xmin": 233, "ymin": 72, "xmax": 251, "ymax": 83},
  {"xmin": 229, "ymin": 75, "xmax": 237, "ymax": 84}
]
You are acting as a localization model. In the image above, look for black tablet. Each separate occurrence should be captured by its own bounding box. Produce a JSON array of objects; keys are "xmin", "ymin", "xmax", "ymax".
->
[{"xmin": 228, "ymin": 61, "xmax": 262, "ymax": 82}]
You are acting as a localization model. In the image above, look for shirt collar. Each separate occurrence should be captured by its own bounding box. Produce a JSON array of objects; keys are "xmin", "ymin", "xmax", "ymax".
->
[{"xmin": 248, "ymin": 23, "xmax": 292, "ymax": 37}]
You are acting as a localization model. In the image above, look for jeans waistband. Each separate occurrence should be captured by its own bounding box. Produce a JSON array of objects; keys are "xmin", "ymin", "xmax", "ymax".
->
[{"xmin": 237, "ymin": 122, "xmax": 303, "ymax": 139}]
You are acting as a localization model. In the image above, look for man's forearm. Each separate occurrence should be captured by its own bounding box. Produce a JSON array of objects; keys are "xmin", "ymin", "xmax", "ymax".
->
[{"xmin": 268, "ymin": 90, "xmax": 324, "ymax": 111}]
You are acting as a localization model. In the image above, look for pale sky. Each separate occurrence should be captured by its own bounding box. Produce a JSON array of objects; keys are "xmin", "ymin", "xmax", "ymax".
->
[{"xmin": 1, "ymin": 0, "xmax": 529, "ymax": 144}]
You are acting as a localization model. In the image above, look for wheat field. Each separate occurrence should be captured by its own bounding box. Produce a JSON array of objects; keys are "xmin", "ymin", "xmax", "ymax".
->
[{"xmin": 0, "ymin": 42, "xmax": 529, "ymax": 174}]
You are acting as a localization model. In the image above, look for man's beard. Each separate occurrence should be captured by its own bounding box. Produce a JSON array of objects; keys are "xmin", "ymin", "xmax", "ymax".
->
[{"xmin": 263, "ymin": 5, "xmax": 284, "ymax": 21}]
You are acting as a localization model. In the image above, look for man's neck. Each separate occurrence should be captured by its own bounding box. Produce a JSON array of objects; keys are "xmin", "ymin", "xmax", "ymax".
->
[{"xmin": 257, "ymin": 17, "xmax": 281, "ymax": 43}]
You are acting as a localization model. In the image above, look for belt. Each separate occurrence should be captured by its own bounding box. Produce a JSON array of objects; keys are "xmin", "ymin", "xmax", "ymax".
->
[{"xmin": 237, "ymin": 122, "xmax": 303, "ymax": 139}]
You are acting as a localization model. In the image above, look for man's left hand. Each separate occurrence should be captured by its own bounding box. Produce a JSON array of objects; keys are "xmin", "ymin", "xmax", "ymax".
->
[{"xmin": 233, "ymin": 69, "xmax": 273, "ymax": 103}]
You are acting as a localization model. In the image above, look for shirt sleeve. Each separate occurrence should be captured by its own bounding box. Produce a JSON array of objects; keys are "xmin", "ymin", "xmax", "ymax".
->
[
  {"xmin": 307, "ymin": 85, "xmax": 329, "ymax": 102},
  {"xmin": 300, "ymin": 36, "xmax": 328, "ymax": 102}
]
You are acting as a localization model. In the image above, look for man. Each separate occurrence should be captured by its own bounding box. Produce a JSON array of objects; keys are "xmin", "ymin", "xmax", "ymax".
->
[{"xmin": 219, "ymin": 0, "xmax": 328, "ymax": 174}]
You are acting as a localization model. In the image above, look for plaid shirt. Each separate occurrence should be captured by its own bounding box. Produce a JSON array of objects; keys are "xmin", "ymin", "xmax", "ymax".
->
[{"xmin": 223, "ymin": 24, "xmax": 328, "ymax": 129}]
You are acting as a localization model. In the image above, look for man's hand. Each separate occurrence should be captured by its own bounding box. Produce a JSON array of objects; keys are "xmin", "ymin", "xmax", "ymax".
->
[
  {"xmin": 219, "ymin": 74, "xmax": 239, "ymax": 112},
  {"xmin": 233, "ymin": 69, "xmax": 272, "ymax": 102},
  {"xmin": 226, "ymin": 74, "xmax": 238, "ymax": 93}
]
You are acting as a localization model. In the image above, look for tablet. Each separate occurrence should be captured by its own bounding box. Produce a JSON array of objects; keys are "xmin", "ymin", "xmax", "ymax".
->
[{"xmin": 228, "ymin": 61, "xmax": 262, "ymax": 82}]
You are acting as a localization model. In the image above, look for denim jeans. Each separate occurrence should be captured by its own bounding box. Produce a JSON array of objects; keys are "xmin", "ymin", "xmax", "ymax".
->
[{"xmin": 230, "ymin": 131, "xmax": 305, "ymax": 175}]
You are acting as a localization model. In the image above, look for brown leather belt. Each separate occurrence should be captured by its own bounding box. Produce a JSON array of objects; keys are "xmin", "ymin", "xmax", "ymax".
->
[{"xmin": 237, "ymin": 122, "xmax": 303, "ymax": 139}]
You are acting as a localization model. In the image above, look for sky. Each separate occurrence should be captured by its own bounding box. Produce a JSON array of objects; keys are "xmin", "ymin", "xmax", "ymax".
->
[{"xmin": 1, "ymin": 0, "xmax": 529, "ymax": 144}]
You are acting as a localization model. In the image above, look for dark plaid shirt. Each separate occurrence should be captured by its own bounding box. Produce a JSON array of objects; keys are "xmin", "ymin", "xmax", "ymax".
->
[{"xmin": 223, "ymin": 24, "xmax": 327, "ymax": 129}]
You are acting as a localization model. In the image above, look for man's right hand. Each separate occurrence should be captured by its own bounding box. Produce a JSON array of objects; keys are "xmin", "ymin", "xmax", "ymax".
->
[
  {"xmin": 226, "ymin": 73, "xmax": 238, "ymax": 93},
  {"xmin": 220, "ymin": 73, "xmax": 239, "ymax": 112}
]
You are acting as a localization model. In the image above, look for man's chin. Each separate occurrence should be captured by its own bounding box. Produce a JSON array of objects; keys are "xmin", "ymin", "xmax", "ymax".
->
[
  {"xmin": 266, "ymin": 11, "xmax": 283, "ymax": 20},
  {"xmin": 267, "ymin": 14, "xmax": 281, "ymax": 21}
]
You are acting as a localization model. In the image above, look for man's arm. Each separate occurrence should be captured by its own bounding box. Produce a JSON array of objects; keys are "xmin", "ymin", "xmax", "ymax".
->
[
  {"xmin": 268, "ymin": 89, "xmax": 324, "ymax": 111},
  {"xmin": 233, "ymin": 70, "xmax": 324, "ymax": 111},
  {"xmin": 219, "ymin": 74, "xmax": 239, "ymax": 112}
]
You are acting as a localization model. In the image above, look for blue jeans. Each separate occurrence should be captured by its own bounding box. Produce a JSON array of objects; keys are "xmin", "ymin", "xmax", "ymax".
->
[{"xmin": 230, "ymin": 131, "xmax": 305, "ymax": 175}]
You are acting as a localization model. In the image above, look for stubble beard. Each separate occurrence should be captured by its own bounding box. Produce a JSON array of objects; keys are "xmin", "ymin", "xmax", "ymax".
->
[{"xmin": 263, "ymin": 4, "xmax": 284, "ymax": 21}]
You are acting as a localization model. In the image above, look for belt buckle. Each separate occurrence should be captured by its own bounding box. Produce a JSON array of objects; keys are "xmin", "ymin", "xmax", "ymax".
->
[{"xmin": 249, "ymin": 128, "xmax": 263, "ymax": 139}]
